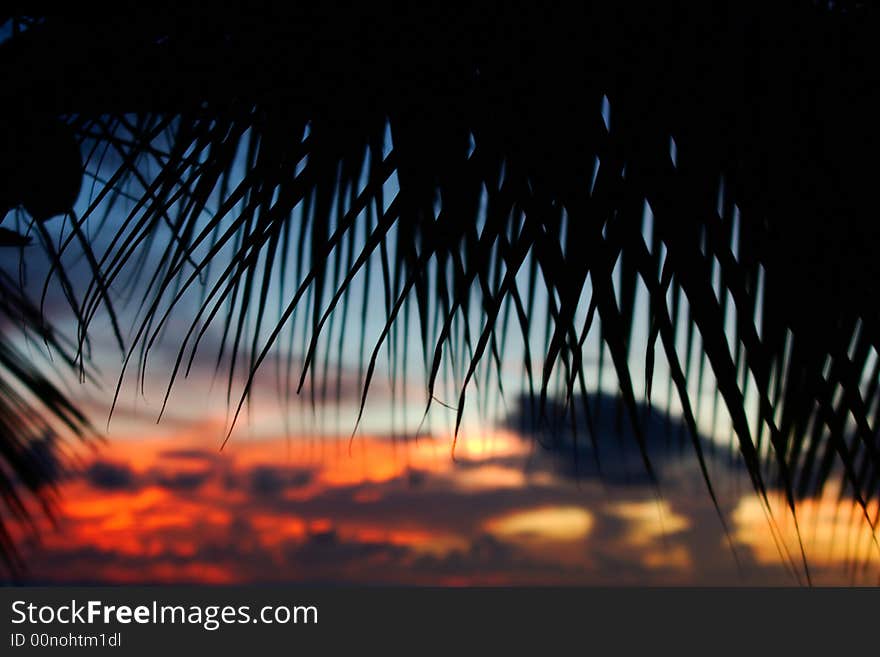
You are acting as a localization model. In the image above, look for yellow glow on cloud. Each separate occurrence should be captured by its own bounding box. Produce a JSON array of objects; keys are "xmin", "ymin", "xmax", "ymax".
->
[
  {"xmin": 606, "ymin": 500, "xmax": 693, "ymax": 571},
  {"xmin": 607, "ymin": 500, "xmax": 690, "ymax": 547},
  {"xmin": 732, "ymin": 488, "xmax": 880, "ymax": 575},
  {"xmin": 486, "ymin": 506, "xmax": 594, "ymax": 542},
  {"xmin": 452, "ymin": 465, "xmax": 526, "ymax": 491},
  {"xmin": 450, "ymin": 430, "xmax": 531, "ymax": 461}
]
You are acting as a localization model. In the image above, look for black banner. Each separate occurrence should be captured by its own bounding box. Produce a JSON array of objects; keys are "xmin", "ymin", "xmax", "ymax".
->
[{"xmin": 0, "ymin": 587, "xmax": 876, "ymax": 654}]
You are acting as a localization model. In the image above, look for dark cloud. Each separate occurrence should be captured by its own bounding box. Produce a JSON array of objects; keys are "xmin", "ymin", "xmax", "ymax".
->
[
  {"xmin": 151, "ymin": 469, "xmax": 212, "ymax": 492},
  {"xmin": 80, "ymin": 458, "xmax": 219, "ymax": 493},
  {"xmin": 248, "ymin": 465, "xmax": 313, "ymax": 497},
  {"xmin": 83, "ymin": 460, "xmax": 137, "ymax": 491},
  {"xmin": 406, "ymin": 468, "xmax": 428, "ymax": 487},
  {"xmin": 281, "ymin": 529, "xmax": 411, "ymax": 574},
  {"xmin": 502, "ymin": 392, "xmax": 743, "ymax": 489}
]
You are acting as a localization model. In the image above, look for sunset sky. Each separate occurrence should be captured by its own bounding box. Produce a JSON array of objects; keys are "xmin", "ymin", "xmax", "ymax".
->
[
  {"xmin": 3, "ymin": 120, "xmax": 879, "ymax": 587},
  {"xmin": 11, "ymin": 386, "xmax": 880, "ymax": 585}
]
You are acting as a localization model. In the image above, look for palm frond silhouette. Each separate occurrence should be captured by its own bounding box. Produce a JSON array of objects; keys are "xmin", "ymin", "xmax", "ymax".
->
[
  {"xmin": 0, "ymin": 266, "xmax": 94, "ymax": 574},
  {"xmin": 1, "ymin": 4, "xmax": 879, "ymax": 580}
]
